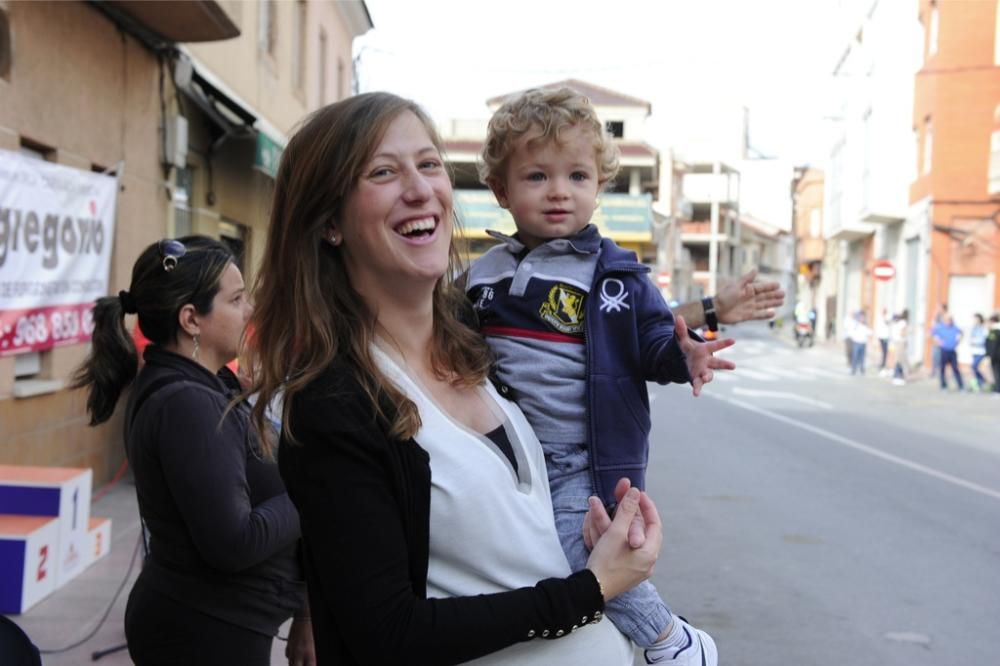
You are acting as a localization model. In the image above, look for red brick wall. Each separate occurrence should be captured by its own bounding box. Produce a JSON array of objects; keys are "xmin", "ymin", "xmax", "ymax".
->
[{"xmin": 911, "ymin": 0, "xmax": 1000, "ymax": 344}]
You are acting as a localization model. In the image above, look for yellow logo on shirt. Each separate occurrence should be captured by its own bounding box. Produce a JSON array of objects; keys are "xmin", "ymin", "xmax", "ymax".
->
[{"xmin": 539, "ymin": 284, "xmax": 586, "ymax": 335}]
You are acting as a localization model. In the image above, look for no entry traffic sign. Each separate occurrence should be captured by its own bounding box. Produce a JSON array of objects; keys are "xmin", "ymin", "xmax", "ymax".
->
[{"xmin": 872, "ymin": 259, "xmax": 896, "ymax": 281}]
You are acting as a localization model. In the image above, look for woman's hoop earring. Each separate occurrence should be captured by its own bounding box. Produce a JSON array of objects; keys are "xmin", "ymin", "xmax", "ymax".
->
[{"xmin": 191, "ymin": 334, "xmax": 200, "ymax": 362}]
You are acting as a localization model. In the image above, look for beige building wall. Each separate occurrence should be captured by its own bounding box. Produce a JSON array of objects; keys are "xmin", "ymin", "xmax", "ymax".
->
[
  {"xmin": 0, "ymin": 0, "xmax": 370, "ymax": 484},
  {"xmin": 180, "ymin": 0, "xmax": 368, "ymax": 283},
  {"xmin": 0, "ymin": 1, "xmax": 167, "ymax": 481},
  {"xmin": 185, "ymin": 0, "xmax": 361, "ymax": 134}
]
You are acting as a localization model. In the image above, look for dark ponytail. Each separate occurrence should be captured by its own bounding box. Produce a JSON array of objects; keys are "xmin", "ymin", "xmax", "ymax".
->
[
  {"xmin": 71, "ymin": 236, "xmax": 233, "ymax": 425},
  {"xmin": 70, "ymin": 295, "xmax": 138, "ymax": 425}
]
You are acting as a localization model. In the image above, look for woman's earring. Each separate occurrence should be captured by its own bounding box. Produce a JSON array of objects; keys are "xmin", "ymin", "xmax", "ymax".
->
[{"xmin": 191, "ymin": 334, "xmax": 200, "ymax": 362}]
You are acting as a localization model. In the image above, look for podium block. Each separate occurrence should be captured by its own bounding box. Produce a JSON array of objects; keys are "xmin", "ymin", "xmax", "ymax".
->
[
  {"xmin": 87, "ymin": 517, "xmax": 112, "ymax": 563},
  {"xmin": 0, "ymin": 515, "xmax": 60, "ymax": 613},
  {"xmin": 0, "ymin": 465, "xmax": 93, "ymax": 587}
]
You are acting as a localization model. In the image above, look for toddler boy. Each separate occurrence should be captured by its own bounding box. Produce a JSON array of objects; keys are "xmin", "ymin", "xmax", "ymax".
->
[{"xmin": 466, "ymin": 87, "xmax": 730, "ymax": 665}]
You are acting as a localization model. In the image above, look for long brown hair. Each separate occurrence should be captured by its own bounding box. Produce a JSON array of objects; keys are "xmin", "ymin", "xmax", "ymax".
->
[{"xmin": 246, "ymin": 92, "xmax": 491, "ymax": 452}]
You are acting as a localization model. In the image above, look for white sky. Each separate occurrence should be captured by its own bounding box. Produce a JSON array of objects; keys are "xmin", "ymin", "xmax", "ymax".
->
[{"xmin": 354, "ymin": 0, "xmax": 863, "ymax": 164}]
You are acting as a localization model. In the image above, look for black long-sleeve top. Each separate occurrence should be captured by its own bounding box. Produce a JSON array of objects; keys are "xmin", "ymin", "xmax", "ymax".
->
[
  {"xmin": 124, "ymin": 346, "xmax": 305, "ymax": 635},
  {"xmin": 278, "ymin": 359, "xmax": 605, "ymax": 665}
]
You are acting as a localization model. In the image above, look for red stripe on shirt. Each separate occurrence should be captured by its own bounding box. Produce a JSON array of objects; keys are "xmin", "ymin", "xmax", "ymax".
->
[{"xmin": 481, "ymin": 325, "xmax": 584, "ymax": 345}]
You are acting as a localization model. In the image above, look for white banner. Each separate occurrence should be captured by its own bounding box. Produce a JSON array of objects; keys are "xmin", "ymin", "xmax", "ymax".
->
[{"xmin": 0, "ymin": 150, "xmax": 119, "ymax": 356}]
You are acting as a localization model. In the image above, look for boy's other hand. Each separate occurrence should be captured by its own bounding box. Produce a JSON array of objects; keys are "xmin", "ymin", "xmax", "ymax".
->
[
  {"xmin": 716, "ymin": 269, "xmax": 785, "ymax": 324},
  {"xmin": 676, "ymin": 315, "xmax": 736, "ymax": 396}
]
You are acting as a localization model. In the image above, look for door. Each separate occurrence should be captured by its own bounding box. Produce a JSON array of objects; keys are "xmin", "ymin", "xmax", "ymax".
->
[{"xmin": 947, "ymin": 274, "xmax": 995, "ymax": 364}]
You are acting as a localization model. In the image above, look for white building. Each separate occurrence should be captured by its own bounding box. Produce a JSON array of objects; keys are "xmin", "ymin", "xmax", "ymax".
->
[{"xmin": 823, "ymin": 0, "xmax": 925, "ymax": 360}]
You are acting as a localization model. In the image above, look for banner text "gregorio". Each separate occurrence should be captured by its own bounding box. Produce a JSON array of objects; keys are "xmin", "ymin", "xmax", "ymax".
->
[{"xmin": 0, "ymin": 207, "xmax": 106, "ymax": 270}]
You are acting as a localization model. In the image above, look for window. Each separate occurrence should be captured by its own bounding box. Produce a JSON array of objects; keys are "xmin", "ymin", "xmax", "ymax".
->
[
  {"xmin": 989, "ymin": 105, "xmax": 1000, "ymax": 195},
  {"xmin": 293, "ymin": 0, "xmax": 306, "ymax": 91},
  {"xmin": 829, "ymin": 139, "xmax": 844, "ymax": 235},
  {"xmin": 923, "ymin": 116, "xmax": 933, "ymax": 175},
  {"xmin": 219, "ymin": 221, "xmax": 248, "ymax": 273},
  {"xmin": 861, "ymin": 108, "xmax": 872, "ymax": 208},
  {"xmin": 912, "ymin": 126, "xmax": 920, "ymax": 180},
  {"xmin": 0, "ymin": 6, "xmax": 10, "ymax": 81},
  {"xmin": 173, "ymin": 167, "xmax": 193, "ymax": 237},
  {"xmin": 337, "ymin": 58, "xmax": 345, "ymax": 101},
  {"xmin": 996, "ymin": 0, "xmax": 1000, "ymax": 65},
  {"xmin": 810, "ymin": 209, "xmax": 822, "ymax": 238},
  {"xmin": 13, "ymin": 353, "xmax": 40, "ymax": 379},
  {"xmin": 258, "ymin": 0, "xmax": 276, "ymax": 57},
  {"xmin": 318, "ymin": 29, "xmax": 327, "ymax": 105},
  {"xmin": 605, "ymin": 121, "xmax": 624, "ymax": 139},
  {"xmin": 928, "ymin": 1, "xmax": 939, "ymax": 56}
]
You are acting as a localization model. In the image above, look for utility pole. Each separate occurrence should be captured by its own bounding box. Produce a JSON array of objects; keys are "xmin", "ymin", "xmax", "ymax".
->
[{"xmin": 709, "ymin": 161, "xmax": 720, "ymax": 296}]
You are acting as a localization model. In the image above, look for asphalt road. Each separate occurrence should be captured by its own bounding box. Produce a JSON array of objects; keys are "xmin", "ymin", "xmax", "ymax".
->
[{"xmin": 639, "ymin": 324, "xmax": 1000, "ymax": 665}]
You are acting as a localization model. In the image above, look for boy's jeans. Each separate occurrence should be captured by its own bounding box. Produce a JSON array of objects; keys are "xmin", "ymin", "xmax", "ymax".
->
[{"xmin": 543, "ymin": 440, "xmax": 671, "ymax": 648}]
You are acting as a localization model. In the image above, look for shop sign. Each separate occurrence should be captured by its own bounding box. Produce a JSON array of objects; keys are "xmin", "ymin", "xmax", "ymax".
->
[
  {"xmin": 0, "ymin": 150, "xmax": 119, "ymax": 356},
  {"xmin": 254, "ymin": 132, "xmax": 284, "ymax": 179}
]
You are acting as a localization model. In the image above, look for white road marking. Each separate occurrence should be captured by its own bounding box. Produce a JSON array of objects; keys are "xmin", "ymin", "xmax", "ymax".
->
[
  {"xmin": 800, "ymin": 366, "xmax": 852, "ymax": 380},
  {"xmin": 764, "ymin": 367, "xmax": 805, "ymax": 379},
  {"xmin": 731, "ymin": 387, "xmax": 834, "ymax": 409},
  {"xmin": 708, "ymin": 394, "xmax": 1000, "ymax": 503},
  {"xmin": 734, "ymin": 368, "xmax": 779, "ymax": 382}
]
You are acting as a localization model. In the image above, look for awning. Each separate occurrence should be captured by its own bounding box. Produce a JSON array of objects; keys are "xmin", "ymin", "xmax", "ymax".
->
[
  {"xmin": 454, "ymin": 191, "xmax": 653, "ymax": 243},
  {"xmin": 94, "ymin": 1, "xmax": 240, "ymax": 48},
  {"xmin": 172, "ymin": 49, "xmax": 286, "ymax": 177}
]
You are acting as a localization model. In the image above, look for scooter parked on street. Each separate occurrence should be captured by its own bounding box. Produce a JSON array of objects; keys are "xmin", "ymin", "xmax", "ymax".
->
[{"xmin": 795, "ymin": 320, "xmax": 815, "ymax": 347}]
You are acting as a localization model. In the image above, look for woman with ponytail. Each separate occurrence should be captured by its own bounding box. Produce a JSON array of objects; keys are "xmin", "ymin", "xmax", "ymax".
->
[{"xmin": 72, "ymin": 236, "xmax": 313, "ymax": 666}]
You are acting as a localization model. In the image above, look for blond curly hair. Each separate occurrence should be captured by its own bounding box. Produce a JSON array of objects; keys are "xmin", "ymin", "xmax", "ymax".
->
[{"xmin": 479, "ymin": 86, "xmax": 620, "ymax": 188}]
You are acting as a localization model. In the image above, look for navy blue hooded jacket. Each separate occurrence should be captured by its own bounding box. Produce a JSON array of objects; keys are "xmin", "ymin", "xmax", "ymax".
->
[{"xmin": 467, "ymin": 233, "xmax": 692, "ymax": 506}]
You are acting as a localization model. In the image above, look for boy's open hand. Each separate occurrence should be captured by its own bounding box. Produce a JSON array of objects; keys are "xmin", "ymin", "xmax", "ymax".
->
[{"xmin": 676, "ymin": 315, "xmax": 735, "ymax": 396}]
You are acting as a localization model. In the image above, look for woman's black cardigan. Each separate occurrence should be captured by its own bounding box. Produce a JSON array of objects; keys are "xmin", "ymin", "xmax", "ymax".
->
[{"xmin": 278, "ymin": 360, "xmax": 606, "ymax": 665}]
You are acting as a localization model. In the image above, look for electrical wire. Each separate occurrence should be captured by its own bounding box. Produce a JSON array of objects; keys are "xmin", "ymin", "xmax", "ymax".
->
[
  {"xmin": 36, "ymin": 531, "xmax": 142, "ymax": 655},
  {"xmin": 91, "ymin": 459, "xmax": 129, "ymax": 504}
]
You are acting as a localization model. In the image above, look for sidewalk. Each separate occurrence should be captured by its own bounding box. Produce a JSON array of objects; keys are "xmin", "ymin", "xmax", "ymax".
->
[
  {"xmin": 766, "ymin": 324, "xmax": 1000, "ymax": 440},
  {"xmin": 766, "ymin": 321, "xmax": 985, "ymax": 386},
  {"xmin": 3, "ymin": 477, "xmax": 294, "ymax": 665}
]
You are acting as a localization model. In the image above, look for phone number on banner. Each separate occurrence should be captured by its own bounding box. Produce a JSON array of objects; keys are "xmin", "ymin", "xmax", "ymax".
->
[{"xmin": 0, "ymin": 303, "xmax": 95, "ymax": 356}]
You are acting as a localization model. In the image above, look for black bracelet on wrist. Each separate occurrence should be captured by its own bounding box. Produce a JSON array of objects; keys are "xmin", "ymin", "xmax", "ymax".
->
[{"xmin": 702, "ymin": 296, "xmax": 719, "ymax": 332}]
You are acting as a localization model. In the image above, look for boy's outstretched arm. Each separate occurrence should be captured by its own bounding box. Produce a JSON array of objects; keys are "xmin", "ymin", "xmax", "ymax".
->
[
  {"xmin": 675, "ymin": 315, "xmax": 736, "ymax": 396},
  {"xmin": 672, "ymin": 269, "xmax": 785, "ymax": 329}
]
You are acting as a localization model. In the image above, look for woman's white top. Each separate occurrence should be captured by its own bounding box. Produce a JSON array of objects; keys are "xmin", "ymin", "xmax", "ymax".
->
[{"xmin": 373, "ymin": 345, "xmax": 633, "ymax": 665}]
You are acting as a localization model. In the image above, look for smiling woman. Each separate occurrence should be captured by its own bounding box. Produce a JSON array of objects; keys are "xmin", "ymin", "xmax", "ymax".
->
[
  {"xmin": 244, "ymin": 92, "xmax": 663, "ymax": 665},
  {"xmin": 333, "ymin": 110, "xmax": 455, "ymax": 303}
]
